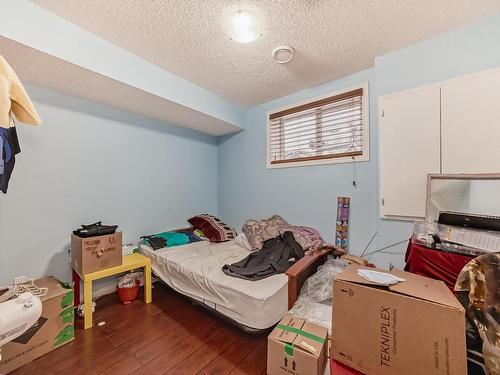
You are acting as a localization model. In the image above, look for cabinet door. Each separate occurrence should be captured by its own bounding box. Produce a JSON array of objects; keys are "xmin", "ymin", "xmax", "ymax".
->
[
  {"xmin": 379, "ymin": 86, "xmax": 441, "ymax": 218},
  {"xmin": 441, "ymin": 68, "xmax": 500, "ymax": 174}
]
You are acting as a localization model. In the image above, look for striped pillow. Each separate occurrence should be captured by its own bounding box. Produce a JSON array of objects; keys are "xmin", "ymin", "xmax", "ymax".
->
[{"xmin": 188, "ymin": 214, "xmax": 237, "ymax": 243}]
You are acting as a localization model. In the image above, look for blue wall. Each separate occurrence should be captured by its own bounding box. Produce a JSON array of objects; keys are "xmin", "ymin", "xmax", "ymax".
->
[
  {"xmin": 0, "ymin": 86, "xmax": 219, "ymax": 286},
  {"xmin": 2, "ymin": 12, "xmax": 500, "ymax": 287},
  {"xmin": 219, "ymin": 13, "xmax": 500, "ymax": 269},
  {"xmin": 218, "ymin": 68, "xmax": 382, "ymax": 262}
]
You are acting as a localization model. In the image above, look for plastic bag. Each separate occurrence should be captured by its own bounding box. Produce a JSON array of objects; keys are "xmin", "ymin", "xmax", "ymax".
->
[
  {"xmin": 117, "ymin": 271, "xmax": 143, "ymax": 289},
  {"xmin": 289, "ymin": 258, "xmax": 348, "ymax": 333},
  {"xmin": 299, "ymin": 258, "xmax": 348, "ymax": 303},
  {"xmin": 122, "ymin": 243, "xmax": 135, "ymax": 256}
]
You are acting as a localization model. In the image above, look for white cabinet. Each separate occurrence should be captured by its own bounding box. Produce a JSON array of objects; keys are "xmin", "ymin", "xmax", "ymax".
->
[
  {"xmin": 379, "ymin": 86, "xmax": 441, "ymax": 218},
  {"xmin": 441, "ymin": 69, "xmax": 500, "ymax": 174},
  {"xmin": 379, "ymin": 67, "xmax": 500, "ymax": 219}
]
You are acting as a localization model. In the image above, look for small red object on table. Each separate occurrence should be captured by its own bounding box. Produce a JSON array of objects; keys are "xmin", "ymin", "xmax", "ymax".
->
[{"xmin": 404, "ymin": 239, "xmax": 474, "ymax": 290}]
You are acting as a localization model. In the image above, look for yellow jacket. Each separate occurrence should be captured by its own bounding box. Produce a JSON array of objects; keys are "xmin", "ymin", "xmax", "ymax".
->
[{"xmin": 0, "ymin": 55, "xmax": 41, "ymax": 128}]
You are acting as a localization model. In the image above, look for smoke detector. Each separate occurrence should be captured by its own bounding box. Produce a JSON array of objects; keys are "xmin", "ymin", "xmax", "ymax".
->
[{"xmin": 272, "ymin": 46, "xmax": 294, "ymax": 64}]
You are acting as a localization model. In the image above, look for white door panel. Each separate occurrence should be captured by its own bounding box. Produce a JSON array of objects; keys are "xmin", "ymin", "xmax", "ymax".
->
[
  {"xmin": 442, "ymin": 69, "xmax": 500, "ymax": 174},
  {"xmin": 379, "ymin": 86, "xmax": 441, "ymax": 218}
]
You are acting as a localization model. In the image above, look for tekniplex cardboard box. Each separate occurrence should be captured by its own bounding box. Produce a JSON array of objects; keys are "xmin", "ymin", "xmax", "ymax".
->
[
  {"xmin": 71, "ymin": 231, "xmax": 122, "ymax": 275},
  {"xmin": 268, "ymin": 314, "xmax": 328, "ymax": 375},
  {"xmin": 0, "ymin": 277, "xmax": 74, "ymax": 374},
  {"xmin": 331, "ymin": 265, "xmax": 467, "ymax": 375}
]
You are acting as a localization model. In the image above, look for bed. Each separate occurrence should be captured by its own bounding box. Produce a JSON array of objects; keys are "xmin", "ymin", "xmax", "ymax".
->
[{"xmin": 139, "ymin": 233, "xmax": 332, "ymax": 332}]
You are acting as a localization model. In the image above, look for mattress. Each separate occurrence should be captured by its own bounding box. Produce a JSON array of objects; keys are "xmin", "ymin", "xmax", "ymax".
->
[{"xmin": 139, "ymin": 239, "xmax": 288, "ymax": 330}]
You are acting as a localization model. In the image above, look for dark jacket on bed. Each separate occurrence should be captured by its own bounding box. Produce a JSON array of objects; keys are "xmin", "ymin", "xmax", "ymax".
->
[{"xmin": 222, "ymin": 231, "xmax": 304, "ymax": 281}]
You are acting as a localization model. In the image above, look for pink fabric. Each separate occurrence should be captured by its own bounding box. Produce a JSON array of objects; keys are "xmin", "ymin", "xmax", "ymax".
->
[
  {"xmin": 294, "ymin": 226, "xmax": 323, "ymax": 243},
  {"xmin": 292, "ymin": 226, "xmax": 325, "ymax": 251}
]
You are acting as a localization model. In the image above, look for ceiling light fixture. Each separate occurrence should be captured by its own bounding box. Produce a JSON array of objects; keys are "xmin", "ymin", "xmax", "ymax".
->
[
  {"xmin": 228, "ymin": 10, "xmax": 260, "ymax": 43},
  {"xmin": 272, "ymin": 46, "xmax": 294, "ymax": 64}
]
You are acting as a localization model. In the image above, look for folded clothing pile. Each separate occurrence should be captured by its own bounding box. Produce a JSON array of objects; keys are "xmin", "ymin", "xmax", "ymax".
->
[
  {"xmin": 141, "ymin": 229, "xmax": 206, "ymax": 250},
  {"xmin": 242, "ymin": 214, "xmax": 344, "ymax": 254}
]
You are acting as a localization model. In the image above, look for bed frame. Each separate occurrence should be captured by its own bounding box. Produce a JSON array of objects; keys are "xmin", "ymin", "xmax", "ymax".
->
[
  {"xmin": 285, "ymin": 247, "xmax": 334, "ymax": 309},
  {"xmin": 152, "ymin": 274, "xmax": 270, "ymax": 333}
]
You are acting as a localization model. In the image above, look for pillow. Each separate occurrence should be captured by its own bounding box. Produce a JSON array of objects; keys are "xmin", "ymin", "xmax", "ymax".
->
[
  {"xmin": 242, "ymin": 214, "xmax": 291, "ymax": 250},
  {"xmin": 235, "ymin": 233, "xmax": 253, "ymax": 251},
  {"xmin": 291, "ymin": 226, "xmax": 325, "ymax": 252},
  {"xmin": 188, "ymin": 214, "xmax": 237, "ymax": 243}
]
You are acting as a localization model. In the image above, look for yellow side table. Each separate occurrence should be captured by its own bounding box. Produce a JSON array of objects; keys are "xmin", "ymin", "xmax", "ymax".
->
[{"xmin": 72, "ymin": 253, "xmax": 152, "ymax": 329}]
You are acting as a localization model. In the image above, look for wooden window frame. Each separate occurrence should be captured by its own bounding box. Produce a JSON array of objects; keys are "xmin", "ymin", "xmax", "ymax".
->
[{"xmin": 266, "ymin": 82, "xmax": 370, "ymax": 169}]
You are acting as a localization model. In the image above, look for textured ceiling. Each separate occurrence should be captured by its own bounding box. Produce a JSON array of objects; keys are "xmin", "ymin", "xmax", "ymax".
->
[
  {"xmin": 0, "ymin": 37, "xmax": 240, "ymax": 135},
  {"xmin": 32, "ymin": 0, "xmax": 500, "ymax": 107}
]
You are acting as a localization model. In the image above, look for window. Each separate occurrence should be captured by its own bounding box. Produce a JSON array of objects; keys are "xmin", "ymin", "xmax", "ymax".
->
[{"xmin": 267, "ymin": 83, "xmax": 369, "ymax": 168}]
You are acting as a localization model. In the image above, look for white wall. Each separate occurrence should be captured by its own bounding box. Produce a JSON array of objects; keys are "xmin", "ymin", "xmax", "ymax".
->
[{"xmin": 0, "ymin": 85, "xmax": 218, "ymax": 286}]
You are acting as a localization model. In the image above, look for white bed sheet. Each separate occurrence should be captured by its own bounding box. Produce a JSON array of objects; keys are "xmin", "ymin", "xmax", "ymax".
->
[{"xmin": 139, "ymin": 239, "xmax": 288, "ymax": 330}]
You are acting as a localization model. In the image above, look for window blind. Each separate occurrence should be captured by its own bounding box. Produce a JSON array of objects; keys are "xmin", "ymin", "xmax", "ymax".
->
[{"xmin": 268, "ymin": 88, "xmax": 364, "ymax": 164}]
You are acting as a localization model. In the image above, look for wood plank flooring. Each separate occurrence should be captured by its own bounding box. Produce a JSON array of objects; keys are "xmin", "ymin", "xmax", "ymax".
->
[{"xmin": 12, "ymin": 283, "xmax": 269, "ymax": 375}]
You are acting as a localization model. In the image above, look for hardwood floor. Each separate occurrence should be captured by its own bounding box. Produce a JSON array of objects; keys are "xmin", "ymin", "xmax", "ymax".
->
[{"xmin": 12, "ymin": 283, "xmax": 269, "ymax": 375}]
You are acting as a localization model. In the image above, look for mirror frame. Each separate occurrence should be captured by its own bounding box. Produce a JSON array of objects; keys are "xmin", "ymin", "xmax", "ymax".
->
[{"xmin": 425, "ymin": 173, "xmax": 500, "ymax": 222}]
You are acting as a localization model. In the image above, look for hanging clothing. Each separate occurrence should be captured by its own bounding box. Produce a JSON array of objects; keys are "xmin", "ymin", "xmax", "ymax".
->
[
  {"xmin": 0, "ymin": 55, "xmax": 41, "ymax": 193},
  {"xmin": 0, "ymin": 126, "xmax": 21, "ymax": 193},
  {"xmin": 0, "ymin": 131, "xmax": 4, "ymax": 174},
  {"xmin": 0, "ymin": 55, "xmax": 42, "ymax": 128},
  {"xmin": 7, "ymin": 126, "xmax": 20, "ymax": 154},
  {"xmin": 0, "ymin": 154, "xmax": 15, "ymax": 194},
  {"xmin": 0, "ymin": 128, "xmax": 9, "ymax": 174},
  {"xmin": 222, "ymin": 231, "xmax": 304, "ymax": 281}
]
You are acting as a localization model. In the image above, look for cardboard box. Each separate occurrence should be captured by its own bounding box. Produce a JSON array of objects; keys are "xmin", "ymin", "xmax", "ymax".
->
[
  {"xmin": 331, "ymin": 265, "xmax": 467, "ymax": 375},
  {"xmin": 0, "ymin": 277, "xmax": 75, "ymax": 374},
  {"xmin": 71, "ymin": 232, "xmax": 122, "ymax": 275},
  {"xmin": 268, "ymin": 314, "xmax": 328, "ymax": 375}
]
